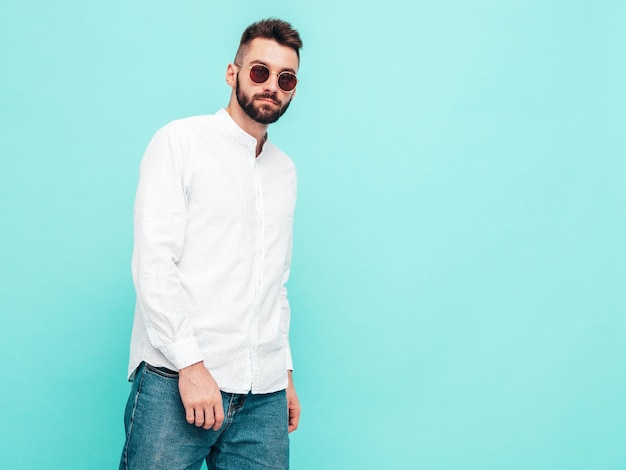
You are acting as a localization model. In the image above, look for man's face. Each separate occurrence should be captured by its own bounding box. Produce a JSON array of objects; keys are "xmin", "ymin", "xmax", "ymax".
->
[{"xmin": 234, "ymin": 38, "xmax": 299, "ymax": 124}]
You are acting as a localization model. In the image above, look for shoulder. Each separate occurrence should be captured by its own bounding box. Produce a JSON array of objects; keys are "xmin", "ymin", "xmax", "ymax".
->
[
  {"xmin": 155, "ymin": 115, "xmax": 215, "ymax": 137},
  {"xmin": 147, "ymin": 115, "xmax": 224, "ymax": 153}
]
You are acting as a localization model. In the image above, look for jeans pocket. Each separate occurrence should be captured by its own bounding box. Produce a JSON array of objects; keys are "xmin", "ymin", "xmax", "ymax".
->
[{"xmin": 145, "ymin": 362, "xmax": 179, "ymax": 379}]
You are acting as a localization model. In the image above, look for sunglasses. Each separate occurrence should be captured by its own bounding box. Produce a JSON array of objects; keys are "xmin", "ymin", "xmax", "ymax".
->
[{"xmin": 238, "ymin": 64, "xmax": 298, "ymax": 92}]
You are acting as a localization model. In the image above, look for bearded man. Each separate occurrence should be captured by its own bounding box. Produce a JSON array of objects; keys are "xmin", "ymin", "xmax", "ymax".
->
[{"xmin": 119, "ymin": 18, "xmax": 303, "ymax": 470}]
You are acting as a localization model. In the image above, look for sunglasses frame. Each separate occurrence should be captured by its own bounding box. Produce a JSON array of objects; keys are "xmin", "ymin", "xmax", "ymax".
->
[{"xmin": 236, "ymin": 63, "xmax": 298, "ymax": 92}]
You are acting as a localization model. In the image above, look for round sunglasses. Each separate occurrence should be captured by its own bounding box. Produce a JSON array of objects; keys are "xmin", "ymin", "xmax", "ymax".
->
[{"xmin": 238, "ymin": 63, "xmax": 298, "ymax": 92}]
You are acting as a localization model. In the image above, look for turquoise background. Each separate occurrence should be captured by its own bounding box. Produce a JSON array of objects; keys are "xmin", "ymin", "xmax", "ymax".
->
[{"xmin": 1, "ymin": 1, "xmax": 625, "ymax": 468}]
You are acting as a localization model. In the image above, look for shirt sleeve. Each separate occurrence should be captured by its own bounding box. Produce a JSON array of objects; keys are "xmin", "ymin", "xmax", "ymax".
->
[
  {"xmin": 281, "ymin": 176, "xmax": 297, "ymax": 371},
  {"xmin": 281, "ymin": 268, "xmax": 293, "ymax": 371},
  {"xmin": 131, "ymin": 124, "xmax": 204, "ymax": 370}
]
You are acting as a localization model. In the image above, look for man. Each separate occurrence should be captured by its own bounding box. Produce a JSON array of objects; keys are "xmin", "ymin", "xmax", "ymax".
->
[{"xmin": 119, "ymin": 18, "xmax": 303, "ymax": 470}]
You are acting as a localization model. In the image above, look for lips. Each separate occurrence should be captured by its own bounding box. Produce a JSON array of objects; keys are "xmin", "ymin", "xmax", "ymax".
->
[{"xmin": 255, "ymin": 94, "xmax": 280, "ymax": 106}]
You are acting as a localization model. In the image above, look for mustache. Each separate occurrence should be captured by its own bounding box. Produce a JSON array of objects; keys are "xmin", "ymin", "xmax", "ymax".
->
[{"xmin": 254, "ymin": 93, "xmax": 281, "ymax": 105}]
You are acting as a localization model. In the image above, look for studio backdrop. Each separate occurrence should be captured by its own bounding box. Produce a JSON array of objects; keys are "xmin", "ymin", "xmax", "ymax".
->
[{"xmin": 1, "ymin": 1, "xmax": 625, "ymax": 468}]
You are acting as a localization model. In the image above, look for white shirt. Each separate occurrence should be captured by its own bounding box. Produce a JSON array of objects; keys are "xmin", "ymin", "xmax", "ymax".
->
[{"xmin": 128, "ymin": 109, "xmax": 296, "ymax": 394}]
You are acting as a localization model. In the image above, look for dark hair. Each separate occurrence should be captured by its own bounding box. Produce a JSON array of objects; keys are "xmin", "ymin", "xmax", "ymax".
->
[{"xmin": 235, "ymin": 18, "xmax": 303, "ymax": 63}]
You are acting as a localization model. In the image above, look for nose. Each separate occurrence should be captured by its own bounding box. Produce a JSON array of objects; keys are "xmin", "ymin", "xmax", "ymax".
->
[{"xmin": 263, "ymin": 72, "xmax": 280, "ymax": 94}]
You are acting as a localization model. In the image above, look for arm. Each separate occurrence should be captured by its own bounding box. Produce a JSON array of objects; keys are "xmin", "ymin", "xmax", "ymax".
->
[
  {"xmin": 133, "ymin": 125, "xmax": 223, "ymax": 429},
  {"xmin": 281, "ymin": 176, "xmax": 300, "ymax": 432}
]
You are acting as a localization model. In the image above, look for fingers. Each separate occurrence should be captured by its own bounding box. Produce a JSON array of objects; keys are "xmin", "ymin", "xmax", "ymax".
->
[
  {"xmin": 184, "ymin": 403, "xmax": 224, "ymax": 430},
  {"xmin": 288, "ymin": 407, "xmax": 300, "ymax": 432},
  {"xmin": 287, "ymin": 399, "xmax": 301, "ymax": 433},
  {"xmin": 185, "ymin": 406, "xmax": 195, "ymax": 425},
  {"xmin": 200, "ymin": 402, "xmax": 224, "ymax": 430},
  {"xmin": 212, "ymin": 402, "xmax": 225, "ymax": 430},
  {"xmin": 286, "ymin": 377, "xmax": 301, "ymax": 433},
  {"xmin": 185, "ymin": 404, "xmax": 207, "ymax": 427},
  {"xmin": 201, "ymin": 406, "xmax": 215, "ymax": 430}
]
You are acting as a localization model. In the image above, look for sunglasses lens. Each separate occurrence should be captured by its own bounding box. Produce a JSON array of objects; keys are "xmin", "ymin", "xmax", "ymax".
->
[
  {"xmin": 278, "ymin": 72, "xmax": 297, "ymax": 92},
  {"xmin": 249, "ymin": 65, "xmax": 270, "ymax": 83}
]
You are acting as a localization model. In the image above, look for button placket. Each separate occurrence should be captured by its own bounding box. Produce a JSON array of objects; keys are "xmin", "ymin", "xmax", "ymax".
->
[{"xmin": 249, "ymin": 154, "xmax": 266, "ymax": 390}]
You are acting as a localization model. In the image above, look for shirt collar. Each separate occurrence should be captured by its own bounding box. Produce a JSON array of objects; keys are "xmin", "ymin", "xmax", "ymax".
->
[{"xmin": 216, "ymin": 108, "xmax": 268, "ymax": 151}]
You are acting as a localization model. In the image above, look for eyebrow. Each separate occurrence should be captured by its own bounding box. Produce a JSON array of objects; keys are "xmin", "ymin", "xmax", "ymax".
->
[{"xmin": 250, "ymin": 60, "xmax": 297, "ymax": 75}]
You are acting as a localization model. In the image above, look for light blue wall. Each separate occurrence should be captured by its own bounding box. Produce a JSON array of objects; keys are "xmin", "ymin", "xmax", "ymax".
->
[{"xmin": 1, "ymin": 1, "xmax": 625, "ymax": 468}]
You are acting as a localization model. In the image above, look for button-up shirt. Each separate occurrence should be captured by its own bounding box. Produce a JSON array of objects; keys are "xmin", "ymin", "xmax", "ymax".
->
[{"xmin": 127, "ymin": 109, "xmax": 296, "ymax": 394}]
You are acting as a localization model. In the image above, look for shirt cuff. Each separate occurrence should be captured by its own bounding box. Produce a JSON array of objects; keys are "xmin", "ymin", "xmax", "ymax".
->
[{"xmin": 161, "ymin": 337, "xmax": 204, "ymax": 370}]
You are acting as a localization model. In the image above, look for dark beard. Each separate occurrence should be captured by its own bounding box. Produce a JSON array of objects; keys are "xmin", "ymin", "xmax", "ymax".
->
[{"xmin": 236, "ymin": 76, "xmax": 291, "ymax": 124}]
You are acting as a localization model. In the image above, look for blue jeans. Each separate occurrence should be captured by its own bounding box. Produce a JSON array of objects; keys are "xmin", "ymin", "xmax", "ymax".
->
[{"xmin": 119, "ymin": 362, "xmax": 289, "ymax": 470}]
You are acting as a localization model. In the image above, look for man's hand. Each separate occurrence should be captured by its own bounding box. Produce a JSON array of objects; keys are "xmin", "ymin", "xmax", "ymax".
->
[
  {"xmin": 286, "ymin": 370, "xmax": 301, "ymax": 433},
  {"xmin": 178, "ymin": 362, "xmax": 224, "ymax": 430}
]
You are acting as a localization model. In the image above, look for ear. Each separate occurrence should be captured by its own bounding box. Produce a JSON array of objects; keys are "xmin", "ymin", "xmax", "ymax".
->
[{"xmin": 225, "ymin": 63, "xmax": 237, "ymax": 87}]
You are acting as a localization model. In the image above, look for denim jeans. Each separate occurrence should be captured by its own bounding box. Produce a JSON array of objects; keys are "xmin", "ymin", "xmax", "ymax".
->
[{"xmin": 119, "ymin": 362, "xmax": 289, "ymax": 470}]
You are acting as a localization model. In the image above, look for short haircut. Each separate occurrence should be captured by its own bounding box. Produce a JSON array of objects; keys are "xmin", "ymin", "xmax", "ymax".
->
[{"xmin": 235, "ymin": 18, "xmax": 303, "ymax": 64}]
